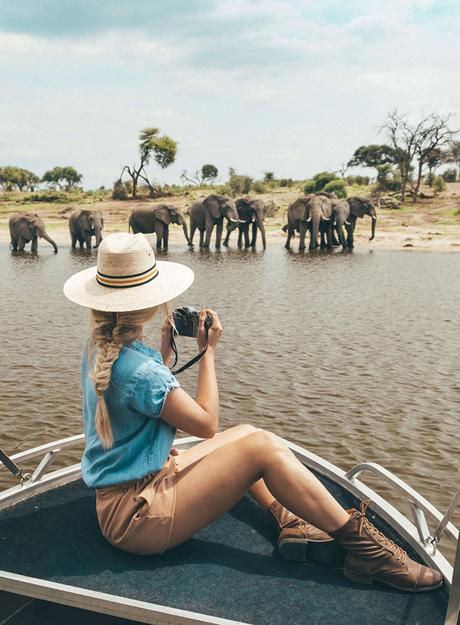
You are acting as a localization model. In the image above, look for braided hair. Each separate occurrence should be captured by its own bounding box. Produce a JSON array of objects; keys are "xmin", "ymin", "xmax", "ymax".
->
[{"xmin": 88, "ymin": 306, "xmax": 165, "ymax": 448}]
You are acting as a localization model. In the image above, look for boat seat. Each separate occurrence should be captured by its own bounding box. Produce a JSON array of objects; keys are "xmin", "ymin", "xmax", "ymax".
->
[{"xmin": 0, "ymin": 473, "xmax": 449, "ymax": 625}]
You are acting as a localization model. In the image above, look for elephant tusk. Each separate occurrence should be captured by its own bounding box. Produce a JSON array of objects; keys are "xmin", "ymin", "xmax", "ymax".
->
[
  {"xmin": 229, "ymin": 218, "xmax": 239, "ymax": 223},
  {"xmin": 371, "ymin": 215, "xmax": 377, "ymax": 220},
  {"xmin": 306, "ymin": 217, "xmax": 312, "ymax": 223},
  {"xmin": 345, "ymin": 220, "xmax": 351, "ymax": 226},
  {"xmin": 322, "ymin": 216, "xmax": 330, "ymax": 221},
  {"xmin": 239, "ymin": 219, "xmax": 246, "ymax": 223}
]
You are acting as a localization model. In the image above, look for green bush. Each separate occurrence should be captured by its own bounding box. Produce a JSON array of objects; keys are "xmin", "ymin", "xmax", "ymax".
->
[
  {"xmin": 425, "ymin": 172, "xmax": 436, "ymax": 187},
  {"xmin": 312, "ymin": 171, "xmax": 337, "ymax": 191},
  {"xmin": 433, "ymin": 176, "xmax": 446, "ymax": 194},
  {"xmin": 28, "ymin": 191, "xmax": 74, "ymax": 203},
  {"xmin": 229, "ymin": 175, "xmax": 252, "ymax": 195},
  {"xmin": 323, "ymin": 179, "xmax": 347, "ymax": 198},
  {"xmin": 279, "ymin": 178, "xmax": 293, "ymax": 187},
  {"xmin": 252, "ymin": 181, "xmax": 267, "ymax": 193},
  {"xmin": 303, "ymin": 179, "xmax": 315, "ymax": 194},
  {"xmin": 442, "ymin": 168, "xmax": 457, "ymax": 182},
  {"xmin": 346, "ymin": 175, "xmax": 370, "ymax": 186}
]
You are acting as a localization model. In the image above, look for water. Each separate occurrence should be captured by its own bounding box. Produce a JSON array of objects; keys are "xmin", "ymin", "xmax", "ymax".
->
[{"xmin": 1, "ymin": 242, "xmax": 459, "ymax": 558}]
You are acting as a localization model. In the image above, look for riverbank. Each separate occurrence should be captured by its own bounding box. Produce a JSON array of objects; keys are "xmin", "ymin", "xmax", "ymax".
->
[{"xmin": 1, "ymin": 184, "xmax": 459, "ymax": 251}]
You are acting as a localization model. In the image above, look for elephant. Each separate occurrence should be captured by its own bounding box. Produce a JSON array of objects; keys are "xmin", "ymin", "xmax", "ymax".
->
[
  {"xmin": 331, "ymin": 199, "xmax": 351, "ymax": 250},
  {"xmin": 69, "ymin": 210, "xmax": 104, "ymax": 249},
  {"xmin": 346, "ymin": 197, "xmax": 377, "ymax": 249},
  {"xmin": 9, "ymin": 212, "xmax": 58, "ymax": 253},
  {"xmin": 223, "ymin": 197, "xmax": 267, "ymax": 250},
  {"xmin": 285, "ymin": 195, "xmax": 333, "ymax": 251},
  {"xmin": 129, "ymin": 204, "xmax": 192, "ymax": 250},
  {"xmin": 189, "ymin": 194, "xmax": 241, "ymax": 249}
]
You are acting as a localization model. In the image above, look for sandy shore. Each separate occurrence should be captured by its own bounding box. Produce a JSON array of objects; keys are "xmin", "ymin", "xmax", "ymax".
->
[{"xmin": 1, "ymin": 184, "xmax": 459, "ymax": 252}]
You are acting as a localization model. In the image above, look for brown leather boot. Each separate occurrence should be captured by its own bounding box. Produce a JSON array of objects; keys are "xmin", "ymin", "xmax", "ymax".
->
[
  {"xmin": 331, "ymin": 501, "xmax": 443, "ymax": 592},
  {"xmin": 267, "ymin": 500, "xmax": 334, "ymax": 562}
]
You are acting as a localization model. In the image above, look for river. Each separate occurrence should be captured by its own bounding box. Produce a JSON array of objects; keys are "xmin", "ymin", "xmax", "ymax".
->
[{"xmin": 1, "ymin": 242, "xmax": 459, "ymax": 557}]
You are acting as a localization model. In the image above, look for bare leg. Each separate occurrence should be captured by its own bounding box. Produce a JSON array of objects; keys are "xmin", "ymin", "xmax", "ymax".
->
[
  {"xmin": 177, "ymin": 424, "xmax": 275, "ymax": 509},
  {"xmin": 168, "ymin": 430, "xmax": 349, "ymax": 550}
]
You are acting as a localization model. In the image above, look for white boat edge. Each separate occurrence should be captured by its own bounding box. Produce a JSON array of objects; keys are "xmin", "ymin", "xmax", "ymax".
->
[{"xmin": 0, "ymin": 435, "xmax": 459, "ymax": 625}]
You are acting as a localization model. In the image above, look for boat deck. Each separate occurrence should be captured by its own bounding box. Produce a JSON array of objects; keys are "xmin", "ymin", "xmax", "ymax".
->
[{"xmin": 0, "ymin": 472, "xmax": 449, "ymax": 625}]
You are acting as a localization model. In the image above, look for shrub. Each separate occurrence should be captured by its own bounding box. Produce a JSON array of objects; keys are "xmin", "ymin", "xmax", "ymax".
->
[
  {"xmin": 312, "ymin": 171, "xmax": 337, "ymax": 191},
  {"xmin": 346, "ymin": 175, "xmax": 370, "ymax": 186},
  {"xmin": 323, "ymin": 179, "xmax": 347, "ymax": 198},
  {"xmin": 229, "ymin": 174, "xmax": 252, "ymax": 195},
  {"xmin": 433, "ymin": 176, "xmax": 446, "ymax": 194},
  {"xmin": 252, "ymin": 181, "xmax": 267, "ymax": 193},
  {"xmin": 29, "ymin": 191, "xmax": 73, "ymax": 203},
  {"xmin": 279, "ymin": 178, "xmax": 293, "ymax": 187},
  {"xmin": 303, "ymin": 179, "xmax": 315, "ymax": 194},
  {"xmin": 442, "ymin": 168, "xmax": 457, "ymax": 182},
  {"xmin": 112, "ymin": 179, "xmax": 128, "ymax": 200},
  {"xmin": 425, "ymin": 172, "xmax": 436, "ymax": 187}
]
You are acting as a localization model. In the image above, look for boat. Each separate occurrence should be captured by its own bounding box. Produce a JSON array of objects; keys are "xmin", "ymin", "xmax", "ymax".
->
[{"xmin": 0, "ymin": 434, "xmax": 459, "ymax": 625}]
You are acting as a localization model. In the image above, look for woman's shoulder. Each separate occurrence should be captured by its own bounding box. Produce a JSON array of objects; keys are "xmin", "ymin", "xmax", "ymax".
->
[{"xmin": 124, "ymin": 340, "xmax": 163, "ymax": 364}]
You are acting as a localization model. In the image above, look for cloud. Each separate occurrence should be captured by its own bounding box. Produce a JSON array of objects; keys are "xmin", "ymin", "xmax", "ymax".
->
[{"xmin": 0, "ymin": 1, "xmax": 459, "ymax": 187}]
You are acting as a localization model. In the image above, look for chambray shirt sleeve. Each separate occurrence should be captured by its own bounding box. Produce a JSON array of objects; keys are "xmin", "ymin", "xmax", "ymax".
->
[{"xmin": 129, "ymin": 359, "xmax": 180, "ymax": 418}]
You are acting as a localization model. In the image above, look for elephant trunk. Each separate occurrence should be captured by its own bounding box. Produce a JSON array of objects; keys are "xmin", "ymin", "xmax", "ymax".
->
[
  {"xmin": 310, "ymin": 215, "xmax": 320, "ymax": 249},
  {"xmin": 94, "ymin": 227, "xmax": 103, "ymax": 248},
  {"xmin": 369, "ymin": 209, "xmax": 377, "ymax": 241},
  {"xmin": 256, "ymin": 214, "xmax": 266, "ymax": 249},
  {"xmin": 179, "ymin": 215, "xmax": 192, "ymax": 246},
  {"xmin": 39, "ymin": 229, "xmax": 58, "ymax": 253}
]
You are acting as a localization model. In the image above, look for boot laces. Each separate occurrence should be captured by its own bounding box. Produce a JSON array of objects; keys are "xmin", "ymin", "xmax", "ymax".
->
[{"xmin": 357, "ymin": 500, "xmax": 408, "ymax": 563}]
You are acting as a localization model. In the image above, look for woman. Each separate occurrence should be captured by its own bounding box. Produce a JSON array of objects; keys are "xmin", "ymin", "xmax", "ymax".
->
[{"xmin": 64, "ymin": 232, "xmax": 442, "ymax": 592}]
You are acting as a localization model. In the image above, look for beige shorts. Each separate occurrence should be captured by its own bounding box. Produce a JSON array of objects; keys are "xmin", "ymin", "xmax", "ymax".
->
[{"xmin": 95, "ymin": 451, "xmax": 180, "ymax": 555}]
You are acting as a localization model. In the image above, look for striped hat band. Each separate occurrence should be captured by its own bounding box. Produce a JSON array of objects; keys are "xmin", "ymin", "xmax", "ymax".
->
[{"xmin": 96, "ymin": 263, "xmax": 159, "ymax": 289}]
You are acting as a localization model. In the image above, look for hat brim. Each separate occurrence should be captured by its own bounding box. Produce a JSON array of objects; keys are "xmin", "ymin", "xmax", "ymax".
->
[{"xmin": 63, "ymin": 261, "xmax": 194, "ymax": 312}]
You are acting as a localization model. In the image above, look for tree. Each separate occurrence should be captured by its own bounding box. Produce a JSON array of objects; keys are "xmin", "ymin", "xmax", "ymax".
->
[
  {"xmin": 444, "ymin": 140, "xmax": 460, "ymax": 170},
  {"xmin": 201, "ymin": 163, "xmax": 218, "ymax": 183},
  {"xmin": 181, "ymin": 163, "xmax": 218, "ymax": 186},
  {"xmin": 263, "ymin": 171, "xmax": 275, "ymax": 182},
  {"xmin": 121, "ymin": 127, "xmax": 178, "ymax": 198},
  {"xmin": 380, "ymin": 110, "xmax": 455, "ymax": 202},
  {"xmin": 348, "ymin": 144, "xmax": 396, "ymax": 176},
  {"xmin": 42, "ymin": 166, "xmax": 82, "ymax": 191},
  {"xmin": 0, "ymin": 166, "xmax": 41, "ymax": 191}
]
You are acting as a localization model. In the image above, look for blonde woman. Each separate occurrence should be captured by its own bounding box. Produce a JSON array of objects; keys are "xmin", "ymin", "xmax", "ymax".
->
[{"xmin": 64, "ymin": 233, "xmax": 442, "ymax": 592}]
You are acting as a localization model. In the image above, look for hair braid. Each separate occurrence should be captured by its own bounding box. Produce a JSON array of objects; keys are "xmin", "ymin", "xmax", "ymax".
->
[{"xmin": 87, "ymin": 305, "xmax": 168, "ymax": 449}]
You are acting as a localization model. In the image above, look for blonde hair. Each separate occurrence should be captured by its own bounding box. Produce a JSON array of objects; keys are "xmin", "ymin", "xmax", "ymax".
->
[{"xmin": 88, "ymin": 305, "xmax": 168, "ymax": 449}]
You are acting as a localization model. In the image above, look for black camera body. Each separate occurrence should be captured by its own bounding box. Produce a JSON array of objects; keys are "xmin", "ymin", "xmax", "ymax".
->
[{"xmin": 171, "ymin": 306, "xmax": 212, "ymax": 338}]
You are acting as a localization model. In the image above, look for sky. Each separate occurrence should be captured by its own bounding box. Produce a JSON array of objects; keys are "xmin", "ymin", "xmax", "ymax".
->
[{"xmin": 1, "ymin": 0, "xmax": 459, "ymax": 188}]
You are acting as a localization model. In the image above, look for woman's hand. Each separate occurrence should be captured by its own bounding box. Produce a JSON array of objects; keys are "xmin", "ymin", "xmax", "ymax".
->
[
  {"xmin": 197, "ymin": 309, "xmax": 223, "ymax": 352},
  {"xmin": 160, "ymin": 316, "xmax": 173, "ymax": 365}
]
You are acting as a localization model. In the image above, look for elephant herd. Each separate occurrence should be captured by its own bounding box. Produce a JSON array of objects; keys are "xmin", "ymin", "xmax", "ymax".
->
[
  {"xmin": 285, "ymin": 194, "xmax": 377, "ymax": 251},
  {"xmin": 8, "ymin": 209, "xmax": 104, "ymax": 253},
  {"xmin": 7, "ymin": 193, "xmax": 377, "ymax": 254}
]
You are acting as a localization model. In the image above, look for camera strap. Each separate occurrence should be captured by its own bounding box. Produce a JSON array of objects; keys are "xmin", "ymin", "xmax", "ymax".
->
[{"xmin": 169, "ymin": 326, "xmax": 209, "ymax": 375}]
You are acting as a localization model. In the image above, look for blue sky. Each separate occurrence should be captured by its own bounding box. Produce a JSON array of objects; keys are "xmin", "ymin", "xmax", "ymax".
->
[{"xmin": 1, "ymin": 0, "xmax": 459, "ymax": 188}]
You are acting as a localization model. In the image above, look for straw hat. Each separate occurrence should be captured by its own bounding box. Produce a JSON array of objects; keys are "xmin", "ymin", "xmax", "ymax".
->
[{"xmin": 63, "ymin": 233, "xmax": 194, "ymax": 312}]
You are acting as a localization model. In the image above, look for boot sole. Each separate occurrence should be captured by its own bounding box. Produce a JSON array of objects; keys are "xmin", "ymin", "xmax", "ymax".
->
[
  {"xmin": 279, "ymin": 538, "xmax": 344, "ymax": 565},
  {"xmin": 344, "ymin": 568, "xmax": 444, "ymax": 592}
]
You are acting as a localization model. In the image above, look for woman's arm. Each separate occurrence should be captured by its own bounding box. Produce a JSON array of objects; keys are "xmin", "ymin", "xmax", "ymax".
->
[{"xmin": 160, "ymin": 309, "xmax": 222, "ymax": 438}]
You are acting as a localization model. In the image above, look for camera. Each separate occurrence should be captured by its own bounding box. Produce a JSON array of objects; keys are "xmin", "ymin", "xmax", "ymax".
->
[{"xmin": 171, "ymin": 306, "xmax": 212, "ymax": 338}]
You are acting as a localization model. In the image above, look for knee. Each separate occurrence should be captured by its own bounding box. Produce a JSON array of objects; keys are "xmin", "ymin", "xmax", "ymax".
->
[
  {"xmin": 245, "ymin": 430, "xmax": 287, "ymax": 455},
  {"xmin": 234, "ymin": 423, "xmax": 258, "ymax": 437}
]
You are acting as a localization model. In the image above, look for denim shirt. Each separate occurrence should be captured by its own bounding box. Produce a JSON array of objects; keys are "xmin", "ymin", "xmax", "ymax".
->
[{"xmin": 81, "ymin": 340, "xmax": 180, "ymax": 488}]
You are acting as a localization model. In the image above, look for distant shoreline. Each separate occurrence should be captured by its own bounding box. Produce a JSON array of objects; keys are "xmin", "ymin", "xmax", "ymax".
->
[{"xmin": 1, "ymin": 184, "xmax": 459, "ymax": 252}]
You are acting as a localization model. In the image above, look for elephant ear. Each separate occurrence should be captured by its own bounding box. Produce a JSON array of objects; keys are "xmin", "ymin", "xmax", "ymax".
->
[
  {"xmin": 154, "ymin": 205, "xmax": 171, "ymax": 225},
  {"xmin": 78, "ymin": 210, "xmax": 92, "ymax": 230},
  {"xmin": 348, "ymin": 197, "xmax": 369, "ymax": 218},
  {"xmin": 18, "ymin": 215, "xmax": 34, "ymax": 239},
  {"xmin": 290, "ymin": 197, "xmax": 310, "ymax": 221},
  {"xmin": 204, "ymin": 195, "xmax": 222, "ymax": 219}
]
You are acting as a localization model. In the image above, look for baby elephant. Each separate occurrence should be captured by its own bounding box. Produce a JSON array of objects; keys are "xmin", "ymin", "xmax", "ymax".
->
[
  {"xmin": 9, "ymin": 212, "xmax": 58, "ymax": 253},
  {"xmin": 69, "ymin": 210, "xmax": 104, "ymax": 249}
]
